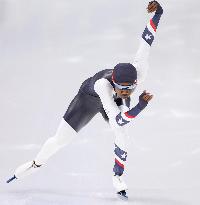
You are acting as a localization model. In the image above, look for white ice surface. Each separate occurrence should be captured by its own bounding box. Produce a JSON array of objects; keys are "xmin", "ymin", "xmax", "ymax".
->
[{"xmin": 0, "ymin": 0, "xmax": 200, "ymax": 204}]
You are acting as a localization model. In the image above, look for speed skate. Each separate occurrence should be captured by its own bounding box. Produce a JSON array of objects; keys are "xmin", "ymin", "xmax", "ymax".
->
[{"xmin": 7, "ymin": 161, "xmax": 42, "ymax": 183}]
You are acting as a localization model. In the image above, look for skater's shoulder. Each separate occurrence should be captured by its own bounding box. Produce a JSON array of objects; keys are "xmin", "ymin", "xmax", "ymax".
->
[
  {"xmin": 94, "ymin": 78, "xmax": 114, "ymax": 94},
  {"xmin": 94, "ymin": 78, "xmax": 111, "ymax": 87}
]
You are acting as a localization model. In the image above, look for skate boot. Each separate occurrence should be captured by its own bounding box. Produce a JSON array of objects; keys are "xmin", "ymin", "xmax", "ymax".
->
[
  {"xmin": 7, "ymin": 160, "xmax": 42, "ymax": 183},
  {"xmin": 112, "ymin": 174, "xmax": 128, "ymax": 200}
]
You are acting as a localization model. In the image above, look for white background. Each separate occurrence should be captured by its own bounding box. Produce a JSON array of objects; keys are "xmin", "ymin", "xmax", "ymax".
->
[{"xmin": 0, "ymin": 0, "xmax": 200, "ymax": 204}]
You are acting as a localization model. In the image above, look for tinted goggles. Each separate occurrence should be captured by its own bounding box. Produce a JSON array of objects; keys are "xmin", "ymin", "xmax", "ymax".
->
[{"xmin": 113, "ymin": 82, "xmax": 137, "ymax": 90}]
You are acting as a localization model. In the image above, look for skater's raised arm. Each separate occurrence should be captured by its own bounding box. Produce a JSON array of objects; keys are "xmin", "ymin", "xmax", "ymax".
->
[{"xmin": 133, "ymin": 1, "xmax": 163, "ymax": 83}]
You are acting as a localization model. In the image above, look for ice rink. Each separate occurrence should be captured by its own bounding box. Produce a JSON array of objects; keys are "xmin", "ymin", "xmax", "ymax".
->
[{"xmin": 0, "ymin": 0, "xmax": 200, "ymax": 204}]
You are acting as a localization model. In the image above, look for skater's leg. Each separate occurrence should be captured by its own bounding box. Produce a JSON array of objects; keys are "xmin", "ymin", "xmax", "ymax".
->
[
  {"xmin": 113, "ymin": 128, "xmax": 128, "ymax": 177},
  {"xmin": 110, "ymin": 123, "xmax": 129, "ymax": 192},
  {"xmin": 35, "ymin": 91, "xmax": 101, "ymax": 165},
  {"xmin": 35, "ymin": 118, "xmax": 77, "ymax": 165},
  {"xmin": 8, "ymin": 91, "xmax": 100, "ymax": 182},
  {"xmin": 33, "ymin": 92, "xmax": 83, "ymax": 166},
  {"xmin": 11, "ymin": 119, "xmax": 76, "ymax": 180}
]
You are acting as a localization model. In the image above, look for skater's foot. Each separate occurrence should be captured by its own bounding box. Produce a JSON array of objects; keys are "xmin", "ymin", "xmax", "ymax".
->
[
  {"xmin": 7, "ymin": 160, "xmax": 42, "ymax": 183},
  {"xmin": 117, "ymin": 190, "xmax": 128, "ymax": 200}
]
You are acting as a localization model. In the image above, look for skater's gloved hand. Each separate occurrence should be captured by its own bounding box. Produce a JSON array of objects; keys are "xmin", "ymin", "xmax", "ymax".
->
[
  {"xmin": 147, "ymin": 1, "xmax": 163, "ymax": 14},
  {"xmin": 138, "ymin": 90, "xmax": 153, "ymax": 110}
]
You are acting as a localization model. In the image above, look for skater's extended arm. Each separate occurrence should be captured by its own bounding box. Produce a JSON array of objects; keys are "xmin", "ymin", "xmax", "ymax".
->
[{"xmin": 133, "ymin": 1, "xmax": 163, "ymax": 83}]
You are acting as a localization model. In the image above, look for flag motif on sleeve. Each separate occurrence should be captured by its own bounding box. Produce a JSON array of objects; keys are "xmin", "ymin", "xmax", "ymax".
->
[{"xmin": 142, "ymin": 26, "xmax": 154, "ymax": 46}]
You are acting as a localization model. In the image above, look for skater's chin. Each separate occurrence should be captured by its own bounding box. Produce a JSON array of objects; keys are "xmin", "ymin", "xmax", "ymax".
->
[{"xmin": 121, "ymin": 95, "xmax": 129, "ymax": 99}]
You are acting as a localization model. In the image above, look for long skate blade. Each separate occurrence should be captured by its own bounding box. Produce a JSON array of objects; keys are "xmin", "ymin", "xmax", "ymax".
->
[
  {"xmin": 6, "ymin": 175, "xmax": 17, "ymax": 183},
  {"xmin": 117, "ymin": 190, "xmax": 128, "ymax": 200}
]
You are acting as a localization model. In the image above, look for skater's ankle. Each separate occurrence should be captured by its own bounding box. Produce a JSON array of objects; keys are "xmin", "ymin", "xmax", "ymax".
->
[{"xmin": 33, "ymin": 160, "xmax": 42, "ymax": 168}]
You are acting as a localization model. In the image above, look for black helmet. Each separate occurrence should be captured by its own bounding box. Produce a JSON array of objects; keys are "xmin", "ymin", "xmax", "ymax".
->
[{"xmin": 112, "ymin": 63, "xmax": 137, "ymax": 84}]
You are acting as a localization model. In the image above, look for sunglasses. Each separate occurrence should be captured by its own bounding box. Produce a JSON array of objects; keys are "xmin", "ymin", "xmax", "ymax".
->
[{"xmin": 113, "ymin": 82, "xmax": 137, "ymax": 90}]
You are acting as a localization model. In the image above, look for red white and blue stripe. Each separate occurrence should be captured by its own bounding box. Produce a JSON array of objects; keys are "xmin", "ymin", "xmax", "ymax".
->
[{"xmin": 113, "ymin": 144, "xmax": 127, "ymax": 176}]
